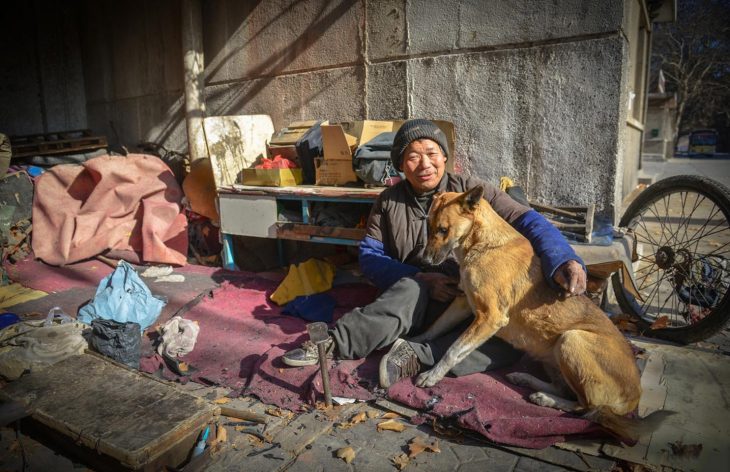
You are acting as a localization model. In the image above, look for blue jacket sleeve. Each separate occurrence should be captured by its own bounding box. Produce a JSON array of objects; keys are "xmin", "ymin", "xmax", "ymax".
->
[
  {"xmin": 359, "ymin": 236, "xmax": 419, "ymax": 291},
  {"xmin": 512, "ymin": 209, "xmax": 585, "ymax": 289}
]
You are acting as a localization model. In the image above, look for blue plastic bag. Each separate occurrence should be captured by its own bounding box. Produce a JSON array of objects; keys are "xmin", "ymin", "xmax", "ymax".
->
[{"xmin": 78, "ymin": 261, "xmax": 166, "ymax": 330}]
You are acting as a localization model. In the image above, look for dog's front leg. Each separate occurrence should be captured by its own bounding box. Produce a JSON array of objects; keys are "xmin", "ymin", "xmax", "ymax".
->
[
  {"xmin": 416, "ymin": 310, "xmax": 508, "ymax": 387},
  {"xmin": 410, "ymin": 295, "xmax": 471, "ymax": 344}
]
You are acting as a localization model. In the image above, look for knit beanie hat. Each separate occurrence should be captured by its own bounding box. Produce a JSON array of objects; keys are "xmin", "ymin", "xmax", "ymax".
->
[{"xmin": 390, "ymin": 119, "xmax": 450, "ymax": 171}]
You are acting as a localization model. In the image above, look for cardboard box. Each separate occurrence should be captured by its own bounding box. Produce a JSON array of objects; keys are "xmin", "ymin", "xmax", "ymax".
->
[
  {"xmin": 241, "ymin": 168, "xmax": 302, "ymax": 187},
  {"xmin": 266, "ymin": 144, "xmax": 299, "ymax": 161},
  {"xmin": 314, "ymin": 157, "xmax": 357, "ymax": 186},
  {"xmin": 318, "ymin": 121, "xmax": 401, "ymax": 185},
  {"xmin": 269, "ymin": 120, "xmax": 322, "ymax": 146}
]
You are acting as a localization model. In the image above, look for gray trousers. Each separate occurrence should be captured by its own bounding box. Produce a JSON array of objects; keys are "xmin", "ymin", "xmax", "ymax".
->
[{"xmin": 330, "ymin": 277, "xmax": 522, "ymax": 376}]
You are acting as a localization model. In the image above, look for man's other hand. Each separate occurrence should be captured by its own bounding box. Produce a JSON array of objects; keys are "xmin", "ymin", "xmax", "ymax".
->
[
  {"xmin": 415, "ymin": 272, "xmax": 461, "ymax": 302},
  {"xmin": 553, "ymin": 260, "xmax": 586, "ymax": 297}
]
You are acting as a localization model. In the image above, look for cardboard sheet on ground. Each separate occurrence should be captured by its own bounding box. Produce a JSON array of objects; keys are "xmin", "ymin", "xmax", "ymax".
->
[{"xmin": 556, "ymin": 340, "xmax": 730, "ymax": 470}]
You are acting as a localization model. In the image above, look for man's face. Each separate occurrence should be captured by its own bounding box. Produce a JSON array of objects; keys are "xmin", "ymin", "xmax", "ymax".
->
[{"xmin": 401, "ymin": 138, "xmax": 447, "ymax": 194}]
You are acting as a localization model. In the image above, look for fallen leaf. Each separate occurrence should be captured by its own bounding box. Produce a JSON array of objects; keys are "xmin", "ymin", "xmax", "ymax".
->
[
  {"xmin": 392, "ymin": 453, "xmax": 410, "ymax": 470},
  {"xmin": 377, "ymin": 419, "xmax": 406, "ymax": 432},
  {"xmin": 213, "ymin": 397, "xmax": 230, "ymax": 404},
  {"xmin": 381, "ymin": 412, "xmax": 400, "ymax": 419},
  {"xmin": 350, "ymin": 412, "xmax": 367, "ymax": 424},
  {"xmin": 266, "ymin": 407, "xmax": 294, "ymax": 420},
  {"xmin": 366, "ymin": 409, "xmax": 380, "ymax": 419},
  {"xmin": 650, "ymin": 315, "xmax": 669, "ymax": 330},
  {"xmin": 336, "ymin": 446, "xmax": 356, "ymax": 463},
  {"xmin": 408, "ymin": 436, "xmax": 440, "ymax": 458},
  {"xmin": 278, "ymin": 368, "xmax": 284, "ymax": 373},
  {"xmin": 178, "ymin": 362, "xmax": 189, "ymax": 372}
]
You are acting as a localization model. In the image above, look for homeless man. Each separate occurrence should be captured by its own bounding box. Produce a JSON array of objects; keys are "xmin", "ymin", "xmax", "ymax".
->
[{"xmin": 281, "ymin": 119, "xmax": 587, "ymax": 388}]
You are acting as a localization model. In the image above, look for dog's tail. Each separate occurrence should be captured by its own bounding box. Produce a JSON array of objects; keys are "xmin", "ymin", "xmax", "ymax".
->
[{"xmin": 584, "ymin": 408, "xmax": 677, "ymax": 442}]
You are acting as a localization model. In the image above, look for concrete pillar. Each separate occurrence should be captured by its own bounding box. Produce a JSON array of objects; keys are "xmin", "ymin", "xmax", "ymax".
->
[{"xmin": 181, "ymin": 0, "xmax": 207, "ymax": 160}]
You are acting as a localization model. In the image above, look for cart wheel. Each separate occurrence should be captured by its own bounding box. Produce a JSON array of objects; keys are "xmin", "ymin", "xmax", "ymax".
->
[{"xmin": 611, "ymin": 175, "xmax": 730, "ymax": 343}]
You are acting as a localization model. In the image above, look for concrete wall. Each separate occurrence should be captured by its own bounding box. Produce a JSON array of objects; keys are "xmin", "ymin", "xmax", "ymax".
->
[
  {"xmin": 75, "ymin": 0, "xmax": 643, "ymax": 219},
  {"xmin": 0, "ymin": 1, "xmax": 87, "ymax": 136},
  {"xmin": 79, "ymin": 0, "xmax": 185, "ymax": 152}
]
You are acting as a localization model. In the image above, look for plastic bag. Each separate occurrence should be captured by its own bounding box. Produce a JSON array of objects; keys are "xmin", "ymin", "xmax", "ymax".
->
[
  {"xmin": 89, "ymin": 319, "xmax": 141, "ymax": 369},
  {"xmin": 78, "ymin": 261, "xmax": 166, "ymax": 330}
]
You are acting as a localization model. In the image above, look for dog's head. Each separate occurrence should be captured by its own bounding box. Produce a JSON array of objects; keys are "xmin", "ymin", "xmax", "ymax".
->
[{"xmin": 423, "ymin": 186, "xmax": 484, "ymax": 265}]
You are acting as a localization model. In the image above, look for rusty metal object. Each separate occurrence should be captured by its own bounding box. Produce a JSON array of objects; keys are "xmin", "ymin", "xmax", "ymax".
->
[{"xmin": 307, "ymin": 322, "xmax": 332, "ymax": 408}]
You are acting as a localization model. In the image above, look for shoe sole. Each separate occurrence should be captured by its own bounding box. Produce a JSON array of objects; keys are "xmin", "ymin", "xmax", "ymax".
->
[
  {"xmin": 282, "ymin": 357, "xmax": 319, "ymax": 367},
  {"xmin": 379, "ymin": 338, "xmax": 408, "ymax": 389}
]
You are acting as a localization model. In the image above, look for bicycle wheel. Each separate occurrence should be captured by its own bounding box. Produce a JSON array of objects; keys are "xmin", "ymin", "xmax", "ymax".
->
[{"xmin": 612, "ymin": 175, "xmax": 730, "ymax": 343}]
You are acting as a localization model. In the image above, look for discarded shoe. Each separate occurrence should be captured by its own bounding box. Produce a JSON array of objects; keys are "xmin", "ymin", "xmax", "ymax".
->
[
  {"xmin": 282, "ymin": 336, "xmax": 335, "ymax": 367},
  {"xmin": 379, "ymin": 338, "xmax": 421, "ymax": 388}
]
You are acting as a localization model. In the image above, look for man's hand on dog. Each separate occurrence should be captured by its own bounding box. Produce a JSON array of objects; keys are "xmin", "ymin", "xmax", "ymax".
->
[
  {"xmin": 415, "ymin": 272, "xmax": 461, "ymax": 302},
  {"xmin": 553, "ymin": 260, "xmax": 586, "ymax": 297}
]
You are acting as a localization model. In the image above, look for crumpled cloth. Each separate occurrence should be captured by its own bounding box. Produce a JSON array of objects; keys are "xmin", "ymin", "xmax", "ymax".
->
[
  {"xmin": 0, "ymin": 320, "xmax": 87, "ymax": 380},
  {"xmin": 78, "ymin": 261, "xmax": 166, "ymax": 330},
  {"xmin": 270, "ymin": 259, "xmax": 335, "ymax": 305},
  {"xmin": 157, "ymin": 316, "xmax": 200, "ymax": 358},
  {"xmin": 31, "ymin": 154, "xmax": 188, "ymax": 266}
]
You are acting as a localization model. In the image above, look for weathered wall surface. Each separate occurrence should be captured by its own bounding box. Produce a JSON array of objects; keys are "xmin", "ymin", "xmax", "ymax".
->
[
  {"xmin": 79, "ymin": 0, "xmax": 185, "ymax": 152},
  {"xmin": 9, "ymin": 0, "xmax": 637, "ymax": 219},
  {"xmin": 0, "ymin": 1, "xmax": 87, "ymax": 136}
]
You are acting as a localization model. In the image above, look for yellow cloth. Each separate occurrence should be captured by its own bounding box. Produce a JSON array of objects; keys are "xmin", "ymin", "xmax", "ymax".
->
[
  {"xmin": 270, "ymin": 259, "xmax": 336, "ymax": 306},
  {"xmin": 499, "ymin": 176, "xmax": 515, "ymax": 192},
  {"xmin": 0, "ymin": 283, "xmax": 47, "ymax": 309}
]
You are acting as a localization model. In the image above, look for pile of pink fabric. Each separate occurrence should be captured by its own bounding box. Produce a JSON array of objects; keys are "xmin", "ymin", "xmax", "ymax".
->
[{"xmin": 32, "ymin": 154, "xmax": 188, "ymax": 266}]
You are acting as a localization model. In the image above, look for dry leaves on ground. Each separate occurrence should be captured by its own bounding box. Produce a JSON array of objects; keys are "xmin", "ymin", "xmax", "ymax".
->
[
  {"xmin": 381, "ymin": 412, "xmax": 400, "ymax": 419},
  {"xmin": 408, "ymin": 436, "xmax": 440, "ymax": 458},
  {"xmin": 212, "ymin": 397, "xmax": 230, "ymax": 404},
  {"xmin": 377, "ymin": 419, "xmax": 406, "ymax": 432},
  {"xmin": 392, "ymin": 453, "xmax": 410, "ymax": 470},
  {"xmin": 336, "ymin": 446, "xmax": 357, "ymax": 463},
  {"xmin": 650, "ymin": 315, "xmax": 669, "ymax": 330},
  {"xmin": 338, "ymin": 411, "xmax": 368, "ymax": 430},
  {"xmin": 366, "ymin": 409, "xmax": 380, "ymax": 419},
  {"xmin": 266, "ymin": 407, "xmax": 295, "ymax": 420},
  {"xmin": 611, "ymin": 314, "xmax": 639, "ymax": 334}
]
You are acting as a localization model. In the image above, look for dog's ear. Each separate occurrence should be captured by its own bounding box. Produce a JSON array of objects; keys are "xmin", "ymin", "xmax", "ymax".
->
[{"xmin": 461, "ymin": 185, "xmax": 484, "ymax": 212}]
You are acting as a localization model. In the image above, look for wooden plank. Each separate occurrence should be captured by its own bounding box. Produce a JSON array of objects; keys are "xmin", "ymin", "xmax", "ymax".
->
[
  {"xmin": 277, "ymin": 223, "xmax": 366, "ymax": 241},
  {"xmin": 0, "ymin": 353, "xmax": 216, "ymax": 470},
  {"xmin": 12, "ymin": 136, "xmax": 108, "ymax": 157}
]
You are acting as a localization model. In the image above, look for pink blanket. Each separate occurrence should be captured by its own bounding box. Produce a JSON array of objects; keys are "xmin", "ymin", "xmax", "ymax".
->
[
  {"xmin": 32, "ymin": 154, "xmax": 188, "ymax": 266},
  {"xmin": 139, "ymin": 280, "xmax": 610, "ymax": 448}
]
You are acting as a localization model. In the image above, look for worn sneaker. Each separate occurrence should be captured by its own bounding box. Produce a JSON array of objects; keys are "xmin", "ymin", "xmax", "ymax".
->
[
  {"xmin": 282, "ymin": 337, "xmax": 335, "ymax": 367},
  {"xmin": 379, "ymin": 338, "xmax": 422, "ymax": 388}
]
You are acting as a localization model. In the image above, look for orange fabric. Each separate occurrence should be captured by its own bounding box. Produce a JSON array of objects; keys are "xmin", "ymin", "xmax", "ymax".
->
[{"xmin": 32, "ymin": 154, "xmax": 188, "ymax": 266}]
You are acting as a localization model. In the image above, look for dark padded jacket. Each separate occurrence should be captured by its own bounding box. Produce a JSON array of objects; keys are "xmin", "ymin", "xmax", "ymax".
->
[{"xmin": 359, "ymin": 172, "xmax": 583, "ymax": 291}]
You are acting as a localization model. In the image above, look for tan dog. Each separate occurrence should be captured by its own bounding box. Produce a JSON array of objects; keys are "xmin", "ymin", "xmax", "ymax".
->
[{"xmin": 413, "ymin": 186, "xmax": 671, "ymax": 441}]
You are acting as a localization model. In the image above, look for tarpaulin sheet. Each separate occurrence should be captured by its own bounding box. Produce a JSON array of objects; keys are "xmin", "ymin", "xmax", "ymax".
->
[
  {"xmin": 139, "ymin": 279, "xmax": 609, "ymax": 448},
  {"xmin": 31, "ymin": 154, "xmax": 188, "ymax": 266}
]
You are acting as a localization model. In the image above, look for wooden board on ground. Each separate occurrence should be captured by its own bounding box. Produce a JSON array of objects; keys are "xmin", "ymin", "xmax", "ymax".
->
[{"xmin": 0, "ymin": 353, "xmax": 216, "ymax": 470}]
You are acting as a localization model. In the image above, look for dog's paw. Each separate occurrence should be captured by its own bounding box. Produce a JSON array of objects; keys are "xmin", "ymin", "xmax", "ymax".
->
[
  {"xmin": 415, "ymin": 369, "xmax": 443, "ymax": 388},
  {"xmin": 505, "ymin": 372, "xmax": 534, "ymax": 388},
  {"xmin": 529, "ymin": 392, "xmax": 557, "ymax": 408}
]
